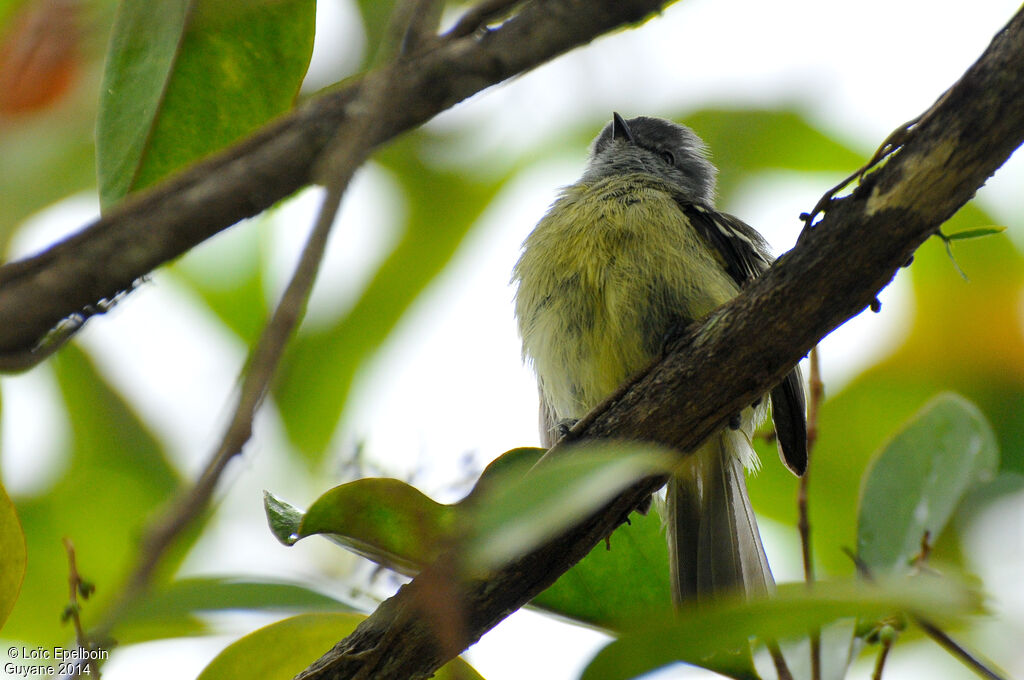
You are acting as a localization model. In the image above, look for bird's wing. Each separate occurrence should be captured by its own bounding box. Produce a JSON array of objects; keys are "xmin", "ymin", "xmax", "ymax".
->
[{"xmin": 679, "ymin": 202, "xmax": 808, "ymax": 476}]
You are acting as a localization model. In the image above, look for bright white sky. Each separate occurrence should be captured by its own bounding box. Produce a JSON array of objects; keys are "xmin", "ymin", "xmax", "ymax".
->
[{"xmin": 3, "ymin": 0, "xmax": 1024, "ymax": 679}]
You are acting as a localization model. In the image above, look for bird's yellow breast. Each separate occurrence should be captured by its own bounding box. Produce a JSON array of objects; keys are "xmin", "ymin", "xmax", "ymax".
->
[{"xmin": 514, "ymin": 174, "xmax": 740, "ymax": 421}]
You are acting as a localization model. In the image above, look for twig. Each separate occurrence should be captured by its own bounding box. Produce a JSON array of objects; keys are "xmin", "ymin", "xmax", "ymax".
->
[
  {"xmin": 804, "ymin": 346, "xmax": 824, "ymax": 455},
  {"xmin": 798, "ymin": 346, "xmax": 823, "ymax": 680},
  {"xmin": 61, "ymin": 538, "xmax": 100, "ymax": 678},
  {"xmin": 92, "ymin": 178, "xmax": 339, "ymax": 633},
  {"xmin": 915, "ymin": 617, "xmax": 1009, "ymax": 680},
  {"xmin": 870, "ymin": 632, "xmax": 893, "ymax": 680},
  {"xmin": 798, "ymin": 110, "xmax": 929, "ymax": 234},
  {"xmin": 912, "ymin": 530, "xmax": 932, "ymax": 569},
  {"xmin": 767, "ymin": 639, "xmax": 795, "ymax": 680}
]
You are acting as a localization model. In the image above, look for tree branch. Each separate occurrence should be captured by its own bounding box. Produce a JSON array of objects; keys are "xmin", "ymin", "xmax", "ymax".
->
[
  {"xmin": 0, "ymin": 0, "xmax": 675, "ymax": 362},
  {"xmin": 292, "ymin": 7, "xmax": 1024, "ymax": 679}
]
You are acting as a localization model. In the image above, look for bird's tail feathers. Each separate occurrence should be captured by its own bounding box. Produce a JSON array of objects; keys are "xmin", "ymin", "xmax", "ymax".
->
[{"xmin": 665, "ymin": 431, "xmax": 774, "ymax": 604}]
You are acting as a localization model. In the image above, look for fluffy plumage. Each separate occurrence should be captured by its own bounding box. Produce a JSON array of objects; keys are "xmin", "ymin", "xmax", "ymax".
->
[{"xmin": 512, "ymin": 114, "xmax": 806, "ymax": 603}]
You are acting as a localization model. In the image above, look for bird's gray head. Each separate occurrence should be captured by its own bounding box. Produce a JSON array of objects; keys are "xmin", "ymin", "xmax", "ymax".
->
[{"xmin": 581, "ymin": 113, "xmax": 717, "ymax": 204}]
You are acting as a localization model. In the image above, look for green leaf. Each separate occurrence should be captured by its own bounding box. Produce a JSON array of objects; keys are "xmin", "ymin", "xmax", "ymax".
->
[
  {"xmin": 265, "ymin": 444, "xmax": 677, "ymax": 630},
  {"xmin": 463, "ymin": 441, "xmax": 672, "ymax": 571},
  {"xmin": 935, "ymin": 227, "xmax": 1008, "ymax": 281},
  {"xmin": 96, "ymin": 0, "xmax": 315, "ymax": 208},
  {"xmin": 96, "ymin": 0, "xmax": 192, "ymax": 205},
  {"xmin": 530, "ymin": 504, "xmax": 672, "ymax": 629},
  {"xmin": 471, "ymin": 446, "xmax": 546, "ymax": 490},
  {"xmin": 857, "ymin": 393, "xmax": 998, "ymax": 575},
  {"xmin": 196, "ymin": 612, "xmax": 485, "ymax": 680},
  {"xmin": 264, "ymin": 490, "xmax": 305, "ymax": 547},
  {"xmin": 300, "ymin": 478, "xmax": 457, "ymax": 573},
  {"xmin": 266, "ymin": 443, "xmax": 670, "ymax": 574},
  {"xmin": 116, "ymin": 577, "xmax": 353, "ymax": 644},
  {"xmin": 470, "ymin": 447, "xmax": 668, "ymax": 627},
  {"xmin": 261, "ymin": 452, "xmax": 545, "ymax": 571},
  {"xmin": 0, "ymin": 478, "xmax": 27, "ymax": 631},
  {"xmin": 942, "ymin": 226, "xmax": 1008, "ymax": 241},
  {"xmin": 580, "ymin": 577, "xmax": 980, "ymax": 680},
  {"xmin": 262, "ymin": 451, "xmax": 549, "ymax": 572},
  {"xmin": 3, "ymin": 347, "xmax": 182, "ymax": 645}
]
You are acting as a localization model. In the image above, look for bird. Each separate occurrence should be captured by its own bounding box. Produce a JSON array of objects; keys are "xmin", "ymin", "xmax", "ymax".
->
[{"xmin": 512, "ymin": 113, "xmax": 807, "ymax": 604}]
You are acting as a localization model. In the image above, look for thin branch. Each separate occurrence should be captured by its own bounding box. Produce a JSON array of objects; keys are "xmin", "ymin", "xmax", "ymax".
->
[
  {"xmin": 797, "ymin": 349, "xmax": 819, "ymax": 586},
  {"xmin": 870, "ymin": 633, "xmax": 893, "ymax": 680},
  {"xmin": 61, "ymin": 538, "xmax": 100, "ymax": 678},
  {"xmin": 291, "ymin": 7, "xmax": 1024, "ymax": 679},
  {"xmin": 799, "ymin": 346, "xmax": 823, "ymax": 680},
  {"xmin": 88, "ymin": 38, "xmax": 396, "ymax": 650},
  {"xmin": 0, "ymin": 0, "xmax": 677, "ymax": 363},
  {"xmin": 91, "ymin": 152, "xmax": 348, "ymax": 636},
  {"xmin": 804, "ymin": 346, "xmax": 824, "ymax": 455},
  {"xmin": 915, "ymin": 617, "xmax": 1009, "ymax": 680},
  {"xmin": 799, "ymin": 115, "xmax": 920, "ymax": 232},
  {"xmin": 767, "ymin": 639, "xmax": 795, "ymax": 680}
]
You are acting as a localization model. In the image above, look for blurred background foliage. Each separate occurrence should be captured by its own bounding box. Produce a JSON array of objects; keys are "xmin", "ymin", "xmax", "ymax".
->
[{"xmin": 1, "ymin": 0, "xmax": 1023, "ymax": 678}]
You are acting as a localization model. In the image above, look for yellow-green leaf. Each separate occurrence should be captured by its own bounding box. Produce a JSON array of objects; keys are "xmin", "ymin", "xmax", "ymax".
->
[
  {"xmin": 96, "ymin": 0, "xmax": 315, "ymax": 207},
  {"xmin": 857, "ymin": 393, "xmax": 998, "ymax": 575},
  {"xmin": 581, "ymin": 577, "xmax": 979, "ymax": 680},
  {"xmin": 265, "ymin": 444, "xmax": 679, "ymax": 631},
  {"xmin": 0, "ymin": 478, "xmax": 27, "ymax": 631}
]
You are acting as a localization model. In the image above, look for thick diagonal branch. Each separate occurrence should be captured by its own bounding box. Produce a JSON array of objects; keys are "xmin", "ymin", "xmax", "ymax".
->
[
  {"xmin": 0, "ymin": 0, "xmax": 674, "ymax": 359},
  {"xmin": 293, "ymin": 7, "xmax": 1024, "ymax": 680}
]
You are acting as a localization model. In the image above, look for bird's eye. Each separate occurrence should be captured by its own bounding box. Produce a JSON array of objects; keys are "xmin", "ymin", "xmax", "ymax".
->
[{"xmin": 660, "ymin": 150, "xmax": 675, "ymax": 166}]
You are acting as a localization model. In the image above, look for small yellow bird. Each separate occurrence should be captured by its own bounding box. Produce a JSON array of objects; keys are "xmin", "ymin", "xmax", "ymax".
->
[{"xmin": 512, "ymin": 113, "xmax": 806, "ymax": 603}]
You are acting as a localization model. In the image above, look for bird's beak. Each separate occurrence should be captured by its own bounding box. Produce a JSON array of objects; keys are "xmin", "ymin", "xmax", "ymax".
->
[{"xmin": 612, "ymin": 112, "xmax": 634, "ymax": 144}]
